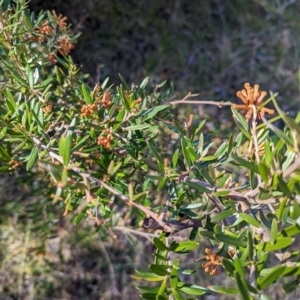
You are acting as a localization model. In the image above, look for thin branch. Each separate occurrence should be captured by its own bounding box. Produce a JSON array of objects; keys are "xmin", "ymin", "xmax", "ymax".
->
[
  {"xmin": 180, "ymin": 175, "xmax": 285, "ymax": 205},
  {"xmin": 142, "ymin": 217, "xmax": 203, "ymax": 233},
  {"xmin": 112, "ymin": 226, "xmax": 157, "ymax": 241},
  {"xmin": 251, "ymin": 105, "xmax": 261, "ymax": 165},
  {"xmin": 168, "ymin": 99, "xmax": 233, "ymax": 108},
  {"xmin": 98, "ymin": 236, "xmax": 120, "ymax": 298},
  {"xmin": 251, "ymin": 105, "xmax": 262, "ymax": 187},
  {"xmin": 283, "ymin": 156, "xmax": 300, "ymax": 179},
  {"xmin": 85, "ymin": 174, "xmax": 174, "ymax": 233}
]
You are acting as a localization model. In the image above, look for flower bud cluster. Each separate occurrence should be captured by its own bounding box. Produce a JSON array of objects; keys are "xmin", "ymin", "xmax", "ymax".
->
[
  {"xmin": 81, "ymin": 104, "xmax": 97, "ymax": 117},
  {"xmin": 97, "ymin": 129, "xmax": 113, "ymax": 149}
]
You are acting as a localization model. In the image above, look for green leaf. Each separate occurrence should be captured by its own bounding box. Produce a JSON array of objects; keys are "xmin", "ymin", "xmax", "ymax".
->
[
  {"xmin": 141, "ymin": 105, "xmax": 169, "ymax": 121},
  {"xmin": 234, "ymin": 258, "xmax": 246, "ymax": 280},
  {"xmin": 232, "ymin": 155, "xmax": 259, "ymax": 173},
  {"xmin": 211, "ymin": 209, "xmax": 236, "ymax": 223},
  {"xmin": 132, "ymin": 270, "xmax": 165, "ymax": 281},
  {"xmin": 153, "ymin": 238, "xmax": 168, "ymax": 251},
  {"xmin": 216, "ymin": 174, "xmax": 230, "ymax": 188},
  {"xmin": 222, "ymin": 259, "xmax": 235, "ymax": 276},
  {"xmin": 231, "ymin": 107, "xmax": 251, "ymax": 139},
  {"xmin": 227, "ymin": 134, "xmax": 233, "ymax": 155},
  {"xmin": 270, "ymin": 218, "xmax": 278, "ymax": 243},
  {"xmin": 0, "ymin": 0, "xmax": 10, "ymax": 11},
  {"xmin": 181, "ymin": 138, "xmax": 191, "ymax": 168},
  {"xmin": 176, "ymin": 282, "xmax": 209, "ymax": 296},
  {"xmin": 132, "ymin": 191, "xmax": 148, "ymax": 202},
  {"xmin": 238, "ymin": 213, "xmax": 260, "ymax": 228},
  {"xmin": 26, "ymin": 147, "xmax": 38, "ymax": 171},
  {"xmin": 71, "ymin": 135, "xmax": 89, "ymax": 152},
  {"xmin": 282, "ymin": 150, "xmax": 295, "ymax": 172},
  {"xmin": 148, "ymin": 142, "xmax": 164, "ymax": 164},
  {"xmin": 63, "ymin": 118, "xmax": 76, "ymax": 166},
  {"xmin": 277, "ymin": 176, "xmax": 292, "ymax": 198},
  {"xmin": 61, "ymin": 168, "xmax": 68, "ymax": 186},
  {"xmin": 139, "ymin": 76, "xmax": 149, "ymax": 89},
  {"xmin": 157, "ymin": 177, "xmax": 167, "ymax": 190},
  {"xmin": 270, "ymin": 92, "xmax": 300, "ymax": 134},
  {"xmin": 115, "ymin": 107, "xmax": 126, "ymax": 129},
  {"xmin": 117, "ymin": 85, "xmax": 130, "ymax": 111},
  {"xmin": 169, "ymin": 240, "xmax": 199, "ymax": 252},
  {"xmin": 248, "ymin": 231, "xmax": 254, "ymax": 261},
  {"xmin": 199, "ymin": 230, "xmax": 215, "ymax": 238},
  {"xmin": 278, "ymin": 197, "xmax": 288, "ymax": 221},
  {"xmin": 150, "ymin": 264, "xmax": 170, "ymax": 276},
  {"xmin": 264, "ymin": 140, "xmax": 272, "ymax": 167},
  {"xmin": 118, "ymin": 73, "xmax": 130, "ymax": 90},
  {"xmin": 258, "ymin": 162, "xmax": 269, "ymax": 184},
  {"xmin": 81, "ymin": 83, "xmax": 93, "ymax": 104},
  {"xmin": 291, "ymin": 200, "xmax": 300, "ymax": 220},
  {"xmin": 170, "ymin": 267, "xmax": 178, "ymax": 289},
  {"xmin": 5, "ymin": 89, "xmax": 16, "ymax": 112},
  {"xmin": 262, "ymin": 117, "xmax": 292, "ymax": 146},
  {"xmin": 74, "ymin": 212, "xmax": 85, "ymax": 225},
  {"xmin": 283, "ymin": 279, "xmax": 300, "ymax": 293},
  {"xmin": 125, "ymin": 124, "xmax": 151, "ymax": 130},
  {"xmin": 0, "ymin": 144, "xmax": 11, "ymax": 162},
  {"xmin": 4, "ymin": 64, "xmax": 28, "ymax": 87},
  {"xmin": 172, "ymin": 149, "xmax": 179, "ymax": 168},
  {"xmin": 188, "ymin": 226, "xmax": 198, "ymax": 240},
  {"xmin": 158, "ymin": 276, "xmax": 167, "ymax": 295},
  {"xmin": 194, "ymin": 119, "xmax": 206, "ymax": 135},
  {"xmin": 26, "ymin": 64, "xmax": 34, "ymax": 88},
  {"xmin": 256, "ymin": 237, "xmax": 294, "ymax": 251},
  {"xmin": 257, "ymin": 266, "xmax": 285, "ymax": 290},
  {"xmin": 214, "ymin": 233, "xmax": 247, "ymax": 248},
  {"xmin": 214, "ymin": 141, "xmax": 228, "ymax": 156},
  {"xmin": 234, "ymin": 272, "xmax": 250, "ymax": 300},
  {"xmin": 31, "ymin": 105, "xmax": 44, "ymax": 132},
  {"xmin": 171, "ymin": 289, "xmax": 184, "ymax": 300},
  {"xmin": 35, "ymin": 77, "xmax": 53, "ymax": 88},
  {"xmin": 208, "ymin": 285, "xmax": 239, "ymax": 295},
  {"xmin": 179, "ymin": 202, "xmax": 203, "ymax": 210},
  {"xmin": 107, "ymin": 161, "xmax": 123, "ymax": 177},
  {"xmin": 0, "ymin": 127, "xmax": 7, "ymax": 140},
  {"xmin": 101, "ymin": 77, "xmax": 110, "ymax": 89},
  {"xmin": 153, "ymin": 252, "xmax": 169, "ymax": 262},
  {"xmin": 277, "ymin": 224, "xmax": 300, "ymax": 238},
  {"xmin": 183, "ymin": 178, "xmax": 210, "ymax": 193}
]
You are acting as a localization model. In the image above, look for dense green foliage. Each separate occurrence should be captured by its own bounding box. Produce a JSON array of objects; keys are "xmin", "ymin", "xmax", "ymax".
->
[{"xmin": 1, "ymin": 1, "xmax": 300, "ymax": 299}]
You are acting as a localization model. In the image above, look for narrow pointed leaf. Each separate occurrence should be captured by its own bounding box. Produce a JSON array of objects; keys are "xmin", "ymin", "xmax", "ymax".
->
[
  {"xmin": 257, "ymin": 266, "xmax": 285, "ymax": 290},
  {"xmin": 208, "ymin": 286, "xmax": 239, "ymax": 295},
  {"xmin": 238, "ymin": 213, "xmax": 260, "ymax": 228},
  {"xmin": 256, "ymin": 237, "xmax": 294, "ymax": 251},
  {"xmin": 214, "ymin": 233, "xmax": 247, "ymax": 248},
  {"xmin": 26, "ymin": 147, "xmax": 38, "ymax": 170},
  {"xmin": 81, "ymin": 83, "xmax": 93, "ymax": 104}
]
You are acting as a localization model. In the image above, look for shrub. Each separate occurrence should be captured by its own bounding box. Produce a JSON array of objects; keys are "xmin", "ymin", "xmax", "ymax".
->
[{"xmin": 1, "ymin": 1, "xmax": 300, "ymax": 299}]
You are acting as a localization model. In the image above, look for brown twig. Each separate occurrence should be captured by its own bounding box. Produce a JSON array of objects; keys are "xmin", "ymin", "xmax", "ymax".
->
[
  {"xmin": 283, "ymin": 157, "xmax": 300, "ymax": 179},
  {"xmin": 180, "ymin": 175, "xmax": 285, "ymax": 205},
  {"xmin": 86, "ymin": 174, "xmax": 174, "ymax": 233},
  {"xmin": 142, "ymin": 217, "xmax": 203, "ymax": 234},
  {"xmin": 168, "ymin": 99, "xmax": 233, "ymax": 108},
  {"xmin": 112, "ymin": 226, "xmax": 157, "ymax": 241},
  {"xmin": 168, "ymin": 92, "xmax": 235, "ymax": 107}
]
